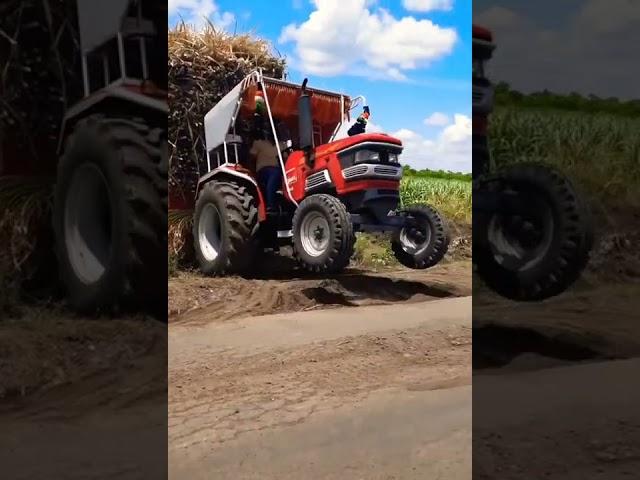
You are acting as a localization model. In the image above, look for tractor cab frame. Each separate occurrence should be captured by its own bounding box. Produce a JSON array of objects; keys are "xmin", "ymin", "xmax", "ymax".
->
[{"xmin": 58, "ymin": 0, "xmax": 167, "ymax": 152}]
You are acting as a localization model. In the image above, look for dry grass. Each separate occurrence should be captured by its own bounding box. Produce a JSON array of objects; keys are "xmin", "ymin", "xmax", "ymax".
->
[
  {"xmin": 0, "ymin": 176, "xmax": 54, "ymax": 315},
  {"xmin": 168, "ymin": 209, "xmax": 194, "ymax": 275}
]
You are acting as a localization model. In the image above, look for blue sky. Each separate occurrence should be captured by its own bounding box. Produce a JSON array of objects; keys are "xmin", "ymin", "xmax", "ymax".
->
[{"xmin": 169, "ymin": 0, "xmax": 472, "ymax": 172}]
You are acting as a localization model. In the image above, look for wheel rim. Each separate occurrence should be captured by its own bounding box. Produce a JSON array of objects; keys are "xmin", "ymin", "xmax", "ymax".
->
[
  {"xmin": 487, "ymin": 199, "xmax": 554, "ymax": 271},
  {"xmin": 64, "ymin": 163, "xmax": 112, "ymax": 285},
  {"xmin": 399, "ymin": 216, "xmax": 432, "ymax": 255},
  {"xmin": 299, "ymin": 211, "xmax": 330, "ymax": 257},
  {"xmin": 198, "ymin": 204, "xmax": 223, "ymax": 262}
]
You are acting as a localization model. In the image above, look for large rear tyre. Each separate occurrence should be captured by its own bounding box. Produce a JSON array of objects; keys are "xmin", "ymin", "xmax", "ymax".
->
[
  {"xmin": 474, "ymin": 162, "xmax": 592, "ymax": 301},
  {"xmin": 53, "ymin": 115, "xmax": 167, "ymax": 314},
  {"xmin": 391, "ymin": 204, "xmax": 450, "ymax": 269},
  {"xmin": 292, "ymin": 194, "xmax": 355, "ymax": 273},
  {"xmin": 193, "ymin": 181, "xmax": 259, "ymax": 275}
]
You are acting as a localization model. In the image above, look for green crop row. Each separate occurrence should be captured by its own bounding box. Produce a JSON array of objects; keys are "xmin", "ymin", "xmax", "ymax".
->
[
  {"xmin": 488, "ymin": 107, "xmax": 640, "ymax": 208},
  {"xmin": 400, "ymin": 176, "xmax": 471, "ymax": 224}
]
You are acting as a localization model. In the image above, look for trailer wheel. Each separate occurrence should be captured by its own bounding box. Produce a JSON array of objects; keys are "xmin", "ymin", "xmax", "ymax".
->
[
  {"xmin": 292, "ymin": 194, "xmax": 355, "ymax": 273},
  {"xmin": 193, "ymin": 181, "xmax": 259, "ymax": 275},
  {"xmin": 53, "ymin": 115, "xmax": 167, "ymax": 314},
  {"xmin": 392, "ymin": 205, "xmax": 450, "ymax": 269},
  {"xmin": 474, "ymin": 162, "xmax": 592, "ymax": 301}
]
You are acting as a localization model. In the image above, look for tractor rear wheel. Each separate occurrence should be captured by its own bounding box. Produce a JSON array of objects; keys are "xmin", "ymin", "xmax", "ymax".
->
[
  {"xmin": 53, "ymin": 115, "xmax": 167, "ymax": 315},
  {"xmin": 193, "ymin": 181, "xmax": 259, "ymax": 275},
  {"xmin": 391, "ymin": 204, "xmax": 450, "ymax": 269},
  {"xmin": 292, "ymin": 194, "xmax": 355, "ymax": 273}
]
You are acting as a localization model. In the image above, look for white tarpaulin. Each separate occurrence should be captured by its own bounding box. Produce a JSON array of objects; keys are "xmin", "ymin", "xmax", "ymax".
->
[
  {"xmin": 77, "ymin": 0, "xmax": 132, "ymax": 53},
  {"xmin": 204, "ymin": 81, "xmax": 245, "ymax": 151}
]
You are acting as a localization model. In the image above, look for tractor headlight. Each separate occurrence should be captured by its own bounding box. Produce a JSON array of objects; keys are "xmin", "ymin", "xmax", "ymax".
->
[
  {"xmin": 388, "ymin": 152, "xmax": 399, "ymax": 163},
  {"xmin": 354, "ymin": 150, "xmax": 380, "ymax": 164}
]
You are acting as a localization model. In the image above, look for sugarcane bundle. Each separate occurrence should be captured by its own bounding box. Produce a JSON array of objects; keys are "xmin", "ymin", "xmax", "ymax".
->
[
  {"xmin": 167, "ymin": 23, "xmax": 285, "ymax": 266},
  {"xmin": 0, "ymin": 0, "xmax": 79, "ymax": 296},
  {"xmin": 0, "ymin": 0, "xmax": 81, "ymax": 170},
  {"xmin": 168, "ymin": 22, "xmax": 285, "ymax": 205}
]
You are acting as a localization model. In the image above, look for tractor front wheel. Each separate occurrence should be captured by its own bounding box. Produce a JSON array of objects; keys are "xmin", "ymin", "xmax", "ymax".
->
[
  {"xmin": 391, "ymin": 204, "xmax": 450, "ymax": 269},
  {"xmin": 292, "ymin": 194, "xmax": 355, "ymax": 273},
  {"xmin": 193, "ymin": 181, "xmax": 259, "ymax": 275},
  {"xmin": 474, "ymin": 162, "xmax": 592, "ymax": 301}
]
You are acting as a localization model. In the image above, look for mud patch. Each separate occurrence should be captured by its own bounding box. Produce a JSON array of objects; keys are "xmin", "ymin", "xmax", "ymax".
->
[
  {"xmin": 302, "ymin": 276, "xmax": 454, "ymax": 306},
  {"xmin": 169, "ymin": 261, "xmax": 471, "ymax": 324},
  {"xmin": 473, "ymin": 324, "xmax": 618, "ymax": 372}
]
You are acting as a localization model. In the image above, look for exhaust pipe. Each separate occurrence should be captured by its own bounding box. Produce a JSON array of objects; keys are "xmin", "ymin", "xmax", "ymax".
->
[{"xmin": 298, "ymin": 78, "xmax": 314, "ymax": 152}]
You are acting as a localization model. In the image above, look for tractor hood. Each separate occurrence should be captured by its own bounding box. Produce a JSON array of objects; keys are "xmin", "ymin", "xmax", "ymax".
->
[{"xmin": 315, "ymin": 133, "xmax": 403, "ymax": 157}]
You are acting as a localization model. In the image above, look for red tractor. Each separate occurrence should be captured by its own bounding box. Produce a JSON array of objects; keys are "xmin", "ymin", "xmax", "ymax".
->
[
  {"xmin": 2, "ymin": 0, "xmax": 167, "ymax": 313},
  {"xmin": 473, "ymin": 25, "xmax": 593, "ymax": 301},
  {"xmin": 191, "ymin": 72, "xmax": 450, "ymax": 274}
]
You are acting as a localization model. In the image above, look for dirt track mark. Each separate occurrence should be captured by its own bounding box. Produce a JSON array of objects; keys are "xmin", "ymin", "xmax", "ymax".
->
[{"xmin": 169, "ymin": 324, "xmax": 471, "ymax": 449}]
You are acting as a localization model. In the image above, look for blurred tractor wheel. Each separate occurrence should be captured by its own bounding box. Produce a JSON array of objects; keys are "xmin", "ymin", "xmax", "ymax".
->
[
  {"xmin": 53, "ymin": 115, "xmax": 167, "ymax": 314},
  {"xmin": 474, "ymin": 162, "xmax": 592, "ymax": 301}
]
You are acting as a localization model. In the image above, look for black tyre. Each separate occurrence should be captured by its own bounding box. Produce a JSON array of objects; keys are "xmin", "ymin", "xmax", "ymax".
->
[
  {"xmin": 193, "ymin": 181, "xmax": 259, "ymax": 275},
  {"xmin": 292, "ymin": 194, "xmax": 355, "ymax": 273},
  {"xmin": 53, "ymin": 115, "xmax": 167, "ymax": 314},
  {"xmin": 391, "ymin": 204, "xmax": 450, "ymax": 269},
  {"xmin": 474, "ymin": 162, "xmax": 592, "ymax": 301}
]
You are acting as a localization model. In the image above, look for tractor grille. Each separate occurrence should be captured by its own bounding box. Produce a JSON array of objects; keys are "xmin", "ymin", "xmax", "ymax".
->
[
  {"xmin": 305, "ymin": 169, "xmax": 332, "ymax": 191},
  {"xmin": 343, "ymin": 164, "xmax": 369, "ymax": 179},
  {"xmin": 342, "ymin": 164, "xmax": 402, "ymax": 181},
  {"xmin": 373, "ymin": 165, "xmax": 400, "ymax": 176}
]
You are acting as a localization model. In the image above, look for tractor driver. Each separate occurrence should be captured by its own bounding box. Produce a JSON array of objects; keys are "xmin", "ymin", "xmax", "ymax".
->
[
  {"xmin": 250, "ymin": 129, "xmax": 282, "ymax": 214},
  {"xmin": 251, "ymin": 90, "xmax": 284, "ymax": 214}
]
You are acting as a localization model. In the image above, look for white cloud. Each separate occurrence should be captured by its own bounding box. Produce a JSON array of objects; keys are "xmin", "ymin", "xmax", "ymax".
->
[
  {"xmin": 279, "ymin": 0, "xmax": 457, "ymax": 80},
  {"xmin": 333, "ymin": 112, "xmax": 470, "ymax": 172},
  {"xmin": 402, "ymin": 0, "xmax": 454, "ymax": 13},
  {"xmin": 168, "ymin": 0, "xmax": 234, "ymax": 30},
  {"xmin": 423, "ymin": 111, "xmax": 450, "ymax": 126},
  {"xmin": 393, "ymin": 114, "xmax": 471, "ymax": 172}
]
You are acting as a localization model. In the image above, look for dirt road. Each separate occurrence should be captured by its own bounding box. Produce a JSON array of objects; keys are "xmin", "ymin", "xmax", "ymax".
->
[
  {"xmin": 474, "ymin": 358, "xmax": 640, "ymax": 479},
  {"xmin": 0, "ymin": 338, "xmax": 167, "ymax": 480},
  {"xmin": 169, "ymin": 296, "xmax": 471, "ymax": 479}
]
